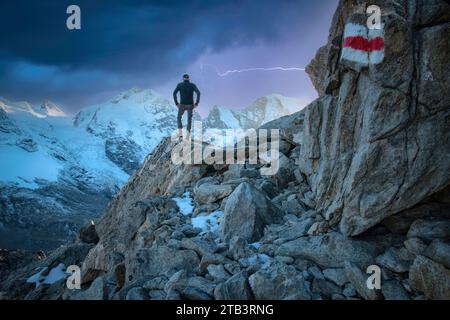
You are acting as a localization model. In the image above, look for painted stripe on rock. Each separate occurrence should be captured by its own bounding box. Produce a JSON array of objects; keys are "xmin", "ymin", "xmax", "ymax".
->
[{"xmin": 341, "ymin": 23, "xmax": 385, "ymax": 65}]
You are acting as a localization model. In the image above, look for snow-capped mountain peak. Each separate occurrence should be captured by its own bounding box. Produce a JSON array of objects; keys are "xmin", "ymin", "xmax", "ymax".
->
[
  {"xmin": 0, "ymin": 98, "xmax": 46, "ymax": 118},
  {"xmin": 40, "ymin": 100, "xmax": 67, "ymax": 117},
  {"xmin": 0, "ymin": 97, "xmax": 67, "ymax": 118},
  {"xmin": 204, "ymin": 94, "xmax": 308, "ymax": 130},
  {"xmin": 204, "ymin": 105, "xmax": 242, "ymax": 129},
  {"xmin": 110, "ymin": 87, "xmax": 164, "ymax": 105}
]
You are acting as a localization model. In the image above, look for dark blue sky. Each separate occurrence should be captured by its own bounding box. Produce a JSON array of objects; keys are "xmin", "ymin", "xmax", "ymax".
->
[{"xmin": 0, "ymin": 0, "xmax": 338, "ymax": 115}]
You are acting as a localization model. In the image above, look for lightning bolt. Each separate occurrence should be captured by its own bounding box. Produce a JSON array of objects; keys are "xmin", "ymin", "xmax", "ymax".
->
[{"xmin": 200, "ymin": 63, "xmax": 305, "ymax": 77}]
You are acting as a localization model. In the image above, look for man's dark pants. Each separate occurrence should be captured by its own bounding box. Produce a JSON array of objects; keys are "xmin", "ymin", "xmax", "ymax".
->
[{"xmin": 177, "ymin": 104, "xmax": 194, "ymax": 132}]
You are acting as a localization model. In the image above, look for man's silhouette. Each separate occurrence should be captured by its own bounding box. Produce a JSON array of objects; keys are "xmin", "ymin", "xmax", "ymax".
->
[{"xmin": 173, "ymin": 74, "xmax": 200, "ymax": 143}]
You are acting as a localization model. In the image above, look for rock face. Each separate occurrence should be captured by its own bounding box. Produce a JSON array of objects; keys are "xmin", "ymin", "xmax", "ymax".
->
[
  {"xmin": 1, "ymin": 0, "xmax": 449, "ymax": 301},
  {"xmin": 303, "ymin": 0, "xmax": 450, "ymax": 236}
]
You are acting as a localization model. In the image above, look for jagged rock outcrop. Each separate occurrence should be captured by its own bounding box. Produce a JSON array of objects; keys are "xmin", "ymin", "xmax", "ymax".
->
[
  {"xmin": 221, "ymin": 182, "xmax": 283, "ymax": 242},
  {"xmin": 303, "ymin": 0, "xmax": 450, "ymax": 236},
  {"xmin": 2, "ymin": 0, "xmax": 449, "ymax": 301}
]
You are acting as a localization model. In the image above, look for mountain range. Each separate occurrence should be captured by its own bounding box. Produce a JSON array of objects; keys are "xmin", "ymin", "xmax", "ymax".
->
[{"xmin": 0, "ymin": 89, "xmax": 308, "ymax": 250}]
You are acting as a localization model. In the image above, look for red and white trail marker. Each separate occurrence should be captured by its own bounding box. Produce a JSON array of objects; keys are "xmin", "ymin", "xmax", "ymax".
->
[{"xmin": 341, "ymin": 23, "xmax": 385, "ymax": 65}]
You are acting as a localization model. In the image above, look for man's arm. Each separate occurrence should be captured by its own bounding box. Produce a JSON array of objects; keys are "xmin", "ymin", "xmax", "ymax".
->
[
  {"xmin": 193, "ymin": 84, "xmax": 200, "ymax": 106},
  {"xmin": 173, "ymin": 84, "xmax": 180, "ymax": 105}
]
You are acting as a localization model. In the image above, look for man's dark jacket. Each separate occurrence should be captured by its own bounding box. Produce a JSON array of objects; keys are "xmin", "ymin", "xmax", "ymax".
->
[{"xmin": 173, "ymin": 80, "xmax": 200, "ymax": 106}]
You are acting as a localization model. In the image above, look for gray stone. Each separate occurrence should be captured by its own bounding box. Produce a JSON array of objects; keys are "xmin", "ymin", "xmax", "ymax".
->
[
  {"xmin": 77, "ymin": 223, "xmax": 100, "ymax": 244},
  {"xmin": 383, "ymin": 202, "xmax": 450, "ymax": 234},
  {"xmin": 126, "ymin": 246, "xmax": 199, "ymax": 282},
  {"xmin": 292, "ymin": 258, "xmax": 313, "ymax": 271},
  {"xmin": 223, "ymin": 262, "xmax": 242, "ymax": 275},
  {"xmin": 148, "ymin": 290, "xmax": 166, "ymax": 300},
  {"xmin": 221, "ymin": 182, "xmax": 282, "ymax": 242},
  {"xmin": 228, "ymin": 236, "xmax": 251, "ymax": 261},
  {"xmin": 375, "ymin": 247, "xmax": 415, "ymax": 273},
  {"xmin": 164, "ymin": 289, "xmax": 181, "ymax": 300},
  {"xmin": 342, "ymin": 284, "xmax": 357, "ymax": 298},
  {"xmin": 126, "ymin": 287, "xmax": 148, "ymax": 300},
  {"xmin": 311, "ymin": 278, "xmax": 342, "ymax": 297},
  {"xmin": 382, "ymin": 280, "xmax": 410, "ymax": 300},
  {"xmin": 276, "ymin": 232, "xmax": 381, "ymax": 268},
  {"xmin": 407, "ymin": 219, "xmax": 450, "ymax": 242},
  {"xmin": 193, "ymin": 203, "xmax": 220, "ymax": 216},
  {"xmin": 280, "ymin": 217, "xmax": 315, "ymax": 241},
  {"xmin": 404, "ymin": 238, "xmax": 428, "ymax": 256},
  {"xmin": 274, "ymin": 256, "xmax": 294, "ymax": 265},
  {"xmin": 180, "ymin": 225, "xmax": 201, "ymax": 237},
  {"xmin": 424, "ymin": 240, "xmax": 450, "ymax": 269},
  {"xmin": 194, "ymin": 182, "xmax": 234, "ymax": 204},
  {"xmin": 180, "ymin": 237, "xmax": 216, "ymax": 257},
  {"xmin": 409, "ymin": 255, "xmax": 450, "ymax": 300},
  {"xmin": 213, "ymin": 271, "xmax": 253, "ymax": 300},
  {"xmin": 143, "ymin": 276, "xmax": 167, "ymax": 291},
  {"xmin": 269, "ymin": 153, "xmax": 296, "ymax": 189},
  {"xmin": 170, "ymin": 230, "xmax": 184, "ymax": 240},
  {"xmin": 73, "ymin": 276, "xmax": 108, "ymax": 300},
  {"xmin": 322, "ymin": 268, "xmax": 348, "ymax": 286},
  {"xmin": 80, "ymin": 244, "xmax": 107, "ymax": 284},
  {"xmin": 308, "ymin": 266, "xmax": 325, "ymax": 280},
  {"xmin": 344, "ymin": 261, "xmax": 382, "ymax": 300},
  {"xmin": 165, "ymin": 271, "xmax": 215, "ymax": 300},
  {"xmin": 307, "ymin": 221, "xmax": 329, "ymax": 236},
  {"xmin": 248, "ymin": 262, "xmax": 311, "ymax": 300},
  {"xmin": 207, "ymin": 264, "xmax": 230, "ymax": 282},
  {"xmin": 199, "ymin": 254, "xmax": 228, "ymax": 274}
]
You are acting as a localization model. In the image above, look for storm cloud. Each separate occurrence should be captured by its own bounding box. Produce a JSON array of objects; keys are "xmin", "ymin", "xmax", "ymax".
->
[{"xmin": 0, "ymin": 0, "xmax": 338, "ymax": 113}]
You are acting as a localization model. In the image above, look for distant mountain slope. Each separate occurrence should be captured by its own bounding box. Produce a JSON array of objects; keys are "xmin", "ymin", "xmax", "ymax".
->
[
  {"xmin": 204, "ymin": 94, "xmax": 308, "ymax": 129},
  {"xmin": 0, "ymin": 90, "xmax": 309, "ymax": 250},
  {"xmin": 0, "ymin": 98, "xmax": 126, "ymax": 250}
]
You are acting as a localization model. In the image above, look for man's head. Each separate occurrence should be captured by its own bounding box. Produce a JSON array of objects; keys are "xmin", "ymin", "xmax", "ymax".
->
[{"xmin": 183, "ymin": 74, "xmax": 190, "ymax": 81}]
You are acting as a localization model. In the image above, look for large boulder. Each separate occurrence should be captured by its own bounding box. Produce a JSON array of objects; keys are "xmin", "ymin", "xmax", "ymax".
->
[
  {"xmin": 299, "ymin": 0, "xmax": 450, "ymax": 236},
  {"xmin": 194, "ymin": 181, "xmax": 234, "ymax": 204},
  {"xmin": 407, "ymin": 219, "xmax": 450, "ymax": 243},
  {"xmin": 125, "ymin": 246, "xmax": 200, "ymax": 283},
  {"xmin": 344, "ymin": 261, "xmax": 382, "ymax": 300},
  {"xmin": 276, "ymin": 232, "xmax": 382, "ymax": 268},
  {"xmin": 221, "ymin": 182, "xmax": 283, "ymax": 242},
  {"xmin": 409, "ymin": 255, "xmax": 450, "ymax": 300},
  {"xmin": 424, "ymin": 240, "xmax": 450, "ymax": 269},
  {"xmin": 213, "ymin": 271, "xmax": 253, "ymax": 300},
  {"xmin": 165, "ymin": 271, "xmax": 216, "ymax": 300},
  {"xmin": 248, "ymin": 262, "xmax": 311, "ymax": 300}
]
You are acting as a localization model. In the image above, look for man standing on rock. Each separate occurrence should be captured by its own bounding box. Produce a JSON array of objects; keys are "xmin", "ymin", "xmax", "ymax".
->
[{"xmin": 173, "ymin": 74, "xmax": 201, "ymax": 143}]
